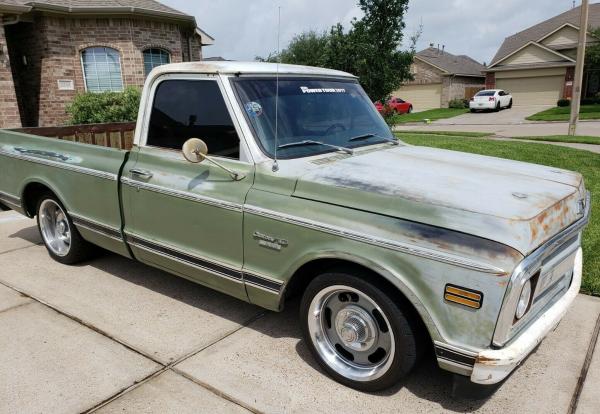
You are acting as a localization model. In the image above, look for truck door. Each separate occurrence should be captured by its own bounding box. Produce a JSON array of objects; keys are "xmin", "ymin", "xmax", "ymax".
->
[{"xmin": 121, "ymin": 76, "xmax": 253, "ymax": 301}]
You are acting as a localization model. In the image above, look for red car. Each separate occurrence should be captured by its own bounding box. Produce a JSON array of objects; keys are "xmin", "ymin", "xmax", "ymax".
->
[{"xmin": 374, "ymin": 97, "xmax": 413, "ymax": 114}]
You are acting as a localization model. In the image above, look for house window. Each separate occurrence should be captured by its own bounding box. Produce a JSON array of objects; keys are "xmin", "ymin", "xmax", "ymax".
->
[
  {"xmin": 143, "ymin": 48, "xmax": 171, "ymax": 76},
  {"xmin": 81, "ymin": 47, "xmax": 123, "ymax": 92}
]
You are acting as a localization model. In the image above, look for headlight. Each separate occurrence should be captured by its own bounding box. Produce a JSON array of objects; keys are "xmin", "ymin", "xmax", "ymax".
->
[{"xmin": 515, "ymin": 280, "xmax": 532, "ymax": 320}]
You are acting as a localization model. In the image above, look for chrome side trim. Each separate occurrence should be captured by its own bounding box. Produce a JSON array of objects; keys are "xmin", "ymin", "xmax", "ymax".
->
[
  {"xmin": 243, "ymin": 205, "xmax": 507, "ymax": 275},
  {"xmin": 70, "ymin": 213, "xmax": 123, "ymax": 242},
  {"xmin": 0, "ymin": 148, "xmax": 118, "ymax": 181},
  {"xmin": 492, "ymin": 191, "xmax": 591, "ymax": 346},
  {"xmin": 0, "ymin": 190, "xmax": 21, "ymax": 208},
  {"xmin": 121, "ymin": 177, "xmax": 243, "ymax": 212}
]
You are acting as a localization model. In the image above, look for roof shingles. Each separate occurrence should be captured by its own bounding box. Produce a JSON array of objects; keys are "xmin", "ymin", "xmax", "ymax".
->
[
  {"xmin": 0, "ymin": 0, "xmax": 189, "ymax": 17},
  {"xmin": 491, "ymin": 3, "xmax": 600, "ymax": 65},
  {"xmin": 416, "ymin": 47, "xmax": 485, "ymax": 77}
]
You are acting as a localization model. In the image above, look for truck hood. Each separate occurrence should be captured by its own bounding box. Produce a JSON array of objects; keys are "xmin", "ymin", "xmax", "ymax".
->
[{"xmin": 293, "ymin": 145, "xmax": 585, "ymax": 255}]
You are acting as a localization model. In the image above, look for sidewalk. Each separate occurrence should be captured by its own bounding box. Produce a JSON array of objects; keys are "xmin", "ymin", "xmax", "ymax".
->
[{"xmin": 1, "ymin": 210, "xmax": 599, "ymax": 413}]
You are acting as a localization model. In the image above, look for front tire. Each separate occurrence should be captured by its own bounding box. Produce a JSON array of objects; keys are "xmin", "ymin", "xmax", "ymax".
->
[
  {"xmin": 508, "ymin": 99, "xmax": 513, "ymax": 109},
  {"xmin": 408, "ymin": 106, "xmax": 413, "ymax": 113},
  {"xmin": 36, "ymin": 194, "xmax": 95, "ymax": 264},
  {"xmin": 300, "ymin": 270, "xmax": 419, "ymax": 391}
]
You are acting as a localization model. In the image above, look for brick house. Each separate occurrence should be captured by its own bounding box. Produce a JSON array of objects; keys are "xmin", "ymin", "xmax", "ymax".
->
[
  {"xmin": 485, "ymin": 4, "xmax": 600, "ymax": 106},
  {"xmin": 0, "ymin": 0, "xmax": 213, "ymax": 128},
  {"xmin": 393, "ymin": 46, "xmax": 486, "ymax": 110}
]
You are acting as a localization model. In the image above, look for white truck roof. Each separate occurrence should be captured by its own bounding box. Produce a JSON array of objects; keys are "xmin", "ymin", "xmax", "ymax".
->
[{"xmin": 148, "ymin": 61, "xmax": 356, "ymax": 79}]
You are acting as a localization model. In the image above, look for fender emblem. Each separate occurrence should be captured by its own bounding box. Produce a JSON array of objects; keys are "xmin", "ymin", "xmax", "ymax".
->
[{"xmin": 253, "ymin": 231, "xmax": 288, "ymax": 251}]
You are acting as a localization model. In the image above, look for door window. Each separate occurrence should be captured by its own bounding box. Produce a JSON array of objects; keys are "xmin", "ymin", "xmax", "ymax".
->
[{"xmin": 147, "ymin": 80, "xmax": 240, "ymax": 159}]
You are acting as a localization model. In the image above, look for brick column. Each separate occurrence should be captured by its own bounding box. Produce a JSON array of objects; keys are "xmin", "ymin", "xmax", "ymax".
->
[
  {"xmin": 485, "ymin": 72, "xmax": 495, "ymax": 89},
  {"xmin": 0, "ymin": 23, "xmax": 21, "ymax": 128},
  {"xmin": 563, "ymin": 67, "xmax": 575, "ymax": 99}
]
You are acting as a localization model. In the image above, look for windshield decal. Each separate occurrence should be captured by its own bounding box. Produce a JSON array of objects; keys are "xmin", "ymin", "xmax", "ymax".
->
[
  {"xmin": 244, "ymin": 101, "xmax": 263, "ymax": 117},
  {"xmin": 300, "ymin": 86, "xmax": 346, "ymax": 94}
]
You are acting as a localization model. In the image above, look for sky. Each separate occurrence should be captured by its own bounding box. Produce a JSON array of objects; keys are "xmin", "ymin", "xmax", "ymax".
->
[{"xmin": 164, "ymin": 0, "xmax": 592, "ymax": 65}]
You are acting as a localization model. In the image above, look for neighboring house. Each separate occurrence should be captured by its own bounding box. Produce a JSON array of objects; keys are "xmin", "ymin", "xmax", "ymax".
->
[
  {"xmin": 0, "ymin": 0, "xmax": 214, "ymax": 128},
  {"xmin": 486, "ymin": 3, "xmax": 600, "ymax": 106},
  {"xmin": 392, "ymin": 46, "xmax": 486, "ymax": 110}
]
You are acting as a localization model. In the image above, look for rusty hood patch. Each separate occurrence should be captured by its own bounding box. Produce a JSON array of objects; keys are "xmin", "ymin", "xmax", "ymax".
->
[{"xmin": 293, "ymin": 145, "xmax": 584, "ymax": 255}]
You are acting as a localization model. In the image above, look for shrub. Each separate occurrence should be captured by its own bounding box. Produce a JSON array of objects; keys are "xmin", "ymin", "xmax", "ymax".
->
[
  {"xmin": 557, "ymin": 99, "xmax": 571, "ymax": 107},
  {"xmin": 581, "ymin": 96, "xmax": 600, "ymax": 105},
  {"xmin": 66, "ymin": 87, "xmax": 141, "ymax": 125},
  {"xmin": 449, "ymin": 98, "xmax": 467, "ymax": 109}
]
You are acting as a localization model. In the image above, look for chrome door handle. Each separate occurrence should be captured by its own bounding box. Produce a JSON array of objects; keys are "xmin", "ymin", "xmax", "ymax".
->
[{"xmin": 129, "ymin": 168, "xmax": 153, "ymax": 179}]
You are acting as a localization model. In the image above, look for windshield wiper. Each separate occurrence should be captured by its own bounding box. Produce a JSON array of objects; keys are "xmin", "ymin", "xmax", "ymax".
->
[
  {"xmin": 348, "ymin": 133, "xmax": 399, "ymax": 145},
  {"xmin": 278, "ymin": 140, "xmax": 354, "ymax": 155}
]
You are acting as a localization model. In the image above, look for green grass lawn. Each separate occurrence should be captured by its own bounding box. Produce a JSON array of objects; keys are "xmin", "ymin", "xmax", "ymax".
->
[
  {"xmin": 392, "ymin": 108, "xmax": 468, "ymax": 124},
  {"xmin": 397, "ymin": 133, "xmax": 600, "ymax": 296},
  {"xmin": 396, "ymin": 130, "xmax": 491, "ymax": 138},
  {"xmin": 509, "ymin": 135, "xmax": 600, "ymax": 145},
  {"xmin": 526, "ymin": 104, "xmax": 600, "ymax": 121}
]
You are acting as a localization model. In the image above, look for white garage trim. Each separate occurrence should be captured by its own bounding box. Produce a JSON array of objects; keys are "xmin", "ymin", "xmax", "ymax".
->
[
  {"xmin": 497, "ymin": 75, "xmax": 565, "ymax": 106},
  {"xmin": 394, "ymin": 83, "xmax": 442, "ymax": 111}
]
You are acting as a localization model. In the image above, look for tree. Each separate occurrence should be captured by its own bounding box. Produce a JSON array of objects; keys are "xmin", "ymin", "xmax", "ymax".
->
[
  {"xmin": 256, "ymin": 0, "xmax": 415, "ymax": 102},
  {"xmin": 586, "ymin": 27, "xmax": 600, "ymax": 69},
  {"xmin": 349, "ymin": 0, "xmax": 414, "ymax": 102}
]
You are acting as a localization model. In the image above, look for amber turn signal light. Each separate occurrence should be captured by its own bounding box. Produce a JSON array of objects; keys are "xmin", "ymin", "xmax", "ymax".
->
[{"xmin": 444, "ymin": 284, "xmax": 483, "ymax": 309}]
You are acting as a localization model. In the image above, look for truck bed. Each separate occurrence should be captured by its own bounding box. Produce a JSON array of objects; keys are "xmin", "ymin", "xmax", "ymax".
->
[{"xmin": 0, "ymin": 129, "xmax": 130, "ymax": 257}]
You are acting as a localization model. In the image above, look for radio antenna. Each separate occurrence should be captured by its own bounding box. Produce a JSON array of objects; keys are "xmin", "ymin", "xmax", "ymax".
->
[{"xmin": 272, "ymin": 6, "xmax": 281, "ymax": 172}]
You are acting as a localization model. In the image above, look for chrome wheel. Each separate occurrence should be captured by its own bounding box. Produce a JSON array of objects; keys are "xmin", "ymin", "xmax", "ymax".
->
[
  {"xmin": 39, "ymin": 199, "xmax": 71, "ymax": 257},
  {"xmin": 307, "ymin": 285, "xmax": 395, "ymax": 382}
]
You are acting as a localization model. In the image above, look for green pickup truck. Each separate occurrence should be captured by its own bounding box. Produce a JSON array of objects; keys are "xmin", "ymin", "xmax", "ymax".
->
[{"xmin": 0, "ymin": 62, "xmax": 590, "ymax": 392}]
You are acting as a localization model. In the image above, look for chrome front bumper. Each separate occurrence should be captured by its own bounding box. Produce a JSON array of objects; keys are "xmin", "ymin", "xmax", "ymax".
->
[{"xmin": 470, "ymin": 247, "xmax": 582, "ymax": 384}]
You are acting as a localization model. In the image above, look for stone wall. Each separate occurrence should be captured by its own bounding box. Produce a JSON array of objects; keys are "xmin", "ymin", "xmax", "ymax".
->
[
  {"xmin": 441, "ymin": 75, "xmax": 485, "ymax": 107},
  {"xmin": 0, "ymin": 24, "xmax": 21, "ymax": 128},
  {"xmin": 406, "ymin": 59, "xmax": 443, "ymax": 85},
  {"xmin": 4, "ymin": 16, "xmax": 202, "ymax": 127}
]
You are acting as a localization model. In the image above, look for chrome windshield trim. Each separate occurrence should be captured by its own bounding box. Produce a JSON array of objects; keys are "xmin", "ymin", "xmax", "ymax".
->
[
  {"xmin": 243, "ymin": 204, "xmax": 507, "ymax": 275},
  {"xmin": 492, "ymin": 191, "xmax": 591, "ymax": 346},
  {"xmin": 0, "ymin": 148, "xmax": 118, "ymax": 181},
  {"xmin": 120, "ymin": 177, "xmax": 243, "ymax": 212}
]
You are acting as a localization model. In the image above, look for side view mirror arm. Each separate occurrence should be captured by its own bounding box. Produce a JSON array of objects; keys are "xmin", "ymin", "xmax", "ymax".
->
[{"xmin": 202, "ymin": 154, "xmax": 246, "ymax": 181}]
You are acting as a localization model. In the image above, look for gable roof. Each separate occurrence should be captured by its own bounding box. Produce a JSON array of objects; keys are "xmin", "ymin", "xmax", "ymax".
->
[
  {"xmin": 491, "ymin": 3, "xmax": 600, "ymax": 66},
  {"xmin": 0, "ymin": 0, "xmax": 193, "ymax": 22},
  {"xmin": 490, "ymin": 40, "xmax": 576, "ymax": 68},
  {"xmin": 415, "ymin": 47, "xmax": 485, "ymax": 77}
]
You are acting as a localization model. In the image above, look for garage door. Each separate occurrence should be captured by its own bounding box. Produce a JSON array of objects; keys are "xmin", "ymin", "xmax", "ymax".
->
[
  {"xmin": 497, "ymin": 76, "xmax": 564, "ymax": 106},
  {"xmin": 393, "ymin": 84, "xmax": 442, "ymax": 111}
]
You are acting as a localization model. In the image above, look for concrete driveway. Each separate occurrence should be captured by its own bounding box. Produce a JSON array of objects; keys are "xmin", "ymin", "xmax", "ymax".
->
[
  {"xmin": 396, "ymin": 105, "xmax": 600, "ymax": 137},
  {"xmin": 1, "ymin": 210, "xmax": 600, "ymax": 414},
  {"xmin": 435, "ymin": 105, "xmax": 548, "ymax": 125}
]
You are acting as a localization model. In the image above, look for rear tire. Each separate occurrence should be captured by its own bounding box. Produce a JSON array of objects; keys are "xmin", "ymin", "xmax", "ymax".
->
[
  {"xmin": 300, "ymin": 269, "xmax": 420, "ymax": 392},
  {"xmin": 470, "ymin": 109, "xmax": 476, "ymax": 113},
  {"xmin": 36, "ymin": 193, "xmax": 95, "ymax": 265},
  {"xmin": 494, "ymin": 102, "xmax": 500, "ymax": 112}
]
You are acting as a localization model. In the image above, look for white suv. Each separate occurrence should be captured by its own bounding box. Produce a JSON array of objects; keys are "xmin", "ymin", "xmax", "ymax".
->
[{"xmin": 470, "ymin": 89, "xmax": 513, "ymax": 112}]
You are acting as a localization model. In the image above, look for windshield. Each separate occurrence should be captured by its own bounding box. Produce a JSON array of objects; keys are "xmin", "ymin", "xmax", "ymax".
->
[{"xmin": 232, "ymin": 78, "xmax": 394, "ymax": 159}]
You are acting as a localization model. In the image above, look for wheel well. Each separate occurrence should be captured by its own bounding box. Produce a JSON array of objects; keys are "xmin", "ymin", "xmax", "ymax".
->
[
  {"xmin": 22, "ymin": 183, "xmax": 54, "ymax": 217},
  {"xmin": 283, "ymin": 258, "xmax": 431, "ymax": 345}
]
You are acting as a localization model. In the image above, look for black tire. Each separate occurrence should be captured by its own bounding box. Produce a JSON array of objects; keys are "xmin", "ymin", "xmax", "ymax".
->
[
  {"xmin": 408, "ymin": 106, "xmax": 413, "ymax": 113},
  {"xmin": 494, "ymin": 102, "xmax": 500, "ymax": 112},
  {"xmin": 300, "ymin": 269, "xmax": 420, "ymax": 392},
  {"xmin": 36, "ymin": 193, "xmax": 96, "ymax": 264},
  {"xmin": 470, "ymin": 109, "xmax": 476, "ymax": 113},
  {"xmin": 508, "ymin": 99, "xmax": 513, "ymax": 109}
]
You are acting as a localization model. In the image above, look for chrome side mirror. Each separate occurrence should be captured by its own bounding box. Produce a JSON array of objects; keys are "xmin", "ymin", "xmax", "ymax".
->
[{"xmin": 182, "ymin": 138, "xmax": 245, "ymax": 181}]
